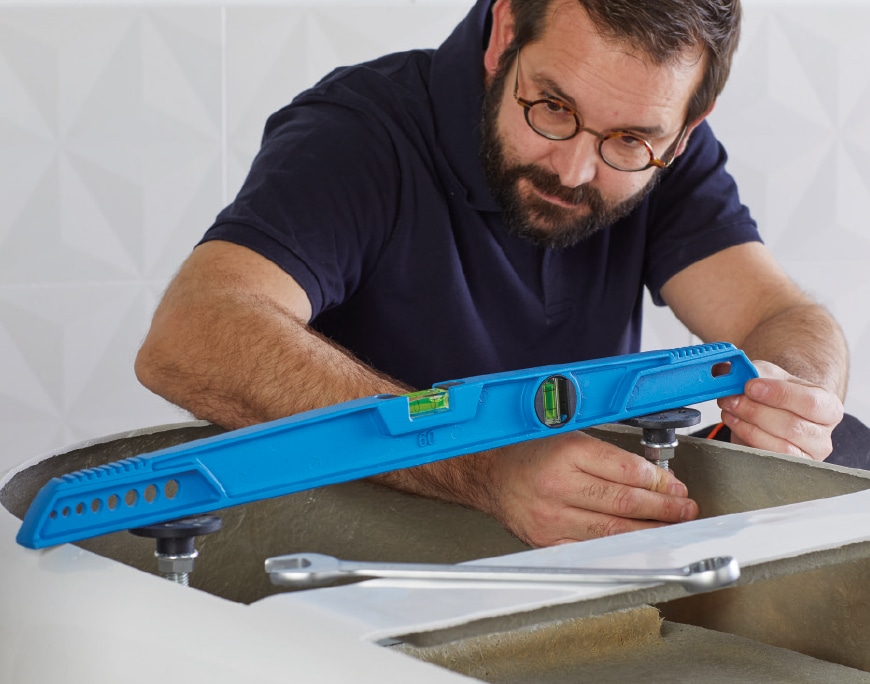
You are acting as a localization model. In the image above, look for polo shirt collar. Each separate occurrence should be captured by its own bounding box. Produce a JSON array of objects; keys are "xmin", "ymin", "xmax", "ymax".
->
[{"xmin": 430, "ymin": 0, "xmax": 501, "ymax": 212}]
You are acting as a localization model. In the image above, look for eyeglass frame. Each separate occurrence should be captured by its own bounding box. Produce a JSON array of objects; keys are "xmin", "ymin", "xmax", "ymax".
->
[{"xmin": 511, "ymin": 48, "xmax": 688, "ymax": 173}]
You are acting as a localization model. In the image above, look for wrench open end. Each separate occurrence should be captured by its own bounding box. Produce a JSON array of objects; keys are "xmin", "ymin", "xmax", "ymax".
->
[{"xmin": 265, "ymin": 553, "xmax": 740, "ymax": 593}]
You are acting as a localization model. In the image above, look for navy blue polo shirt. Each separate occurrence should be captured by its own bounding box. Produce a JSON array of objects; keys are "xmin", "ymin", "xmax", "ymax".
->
[{"xmin": 202, "ymin": 0, "xmax": 760, "ymax": 391}]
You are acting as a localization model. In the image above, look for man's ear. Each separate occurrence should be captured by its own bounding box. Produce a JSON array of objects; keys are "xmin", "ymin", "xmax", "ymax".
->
[
  {"xmin": 484, "ymin": 0, "xmax": 515, "ymax": 77},
  {"xmin": 674, "ymin": 101, "xmax": 716, "ymax": 157}
]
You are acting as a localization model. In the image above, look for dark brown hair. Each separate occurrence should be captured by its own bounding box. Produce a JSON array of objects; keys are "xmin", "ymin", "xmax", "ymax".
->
[{"xmin": 504, "ymin": 0, "xmax": 742, "ymax": 123}]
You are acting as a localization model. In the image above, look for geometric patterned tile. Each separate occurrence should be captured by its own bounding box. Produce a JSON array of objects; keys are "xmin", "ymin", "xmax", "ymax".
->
[
  {"xmin": 0, "ymin": 299, "xmax": 60, "ymax": 414},
  {"xmin": 0, "ymin": 6, "xmax": 223, "ymax": 472},
  {"xmin": 0, "ymin": 283, "xmax": 187, "ymax": 468},
  {"xmin": 225, "ymin": 4, "xmax": 469, "ymax": 197},
  {"xmin": 3, "ymin": 1, "xmax": 870, "ymax": 476},
  {"xmin": 709, "ymin": 3, "xmax": 870, "ymax": 423},
  {"xmin": 711, "ymin": 8, "xmax": 870, "ymax": 253},
  {"xmin": 0, "ymin": 8, "xmax": 223, "ymax": 286}
]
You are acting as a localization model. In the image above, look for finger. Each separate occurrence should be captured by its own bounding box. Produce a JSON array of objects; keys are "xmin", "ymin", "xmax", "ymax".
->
[
  {"xmin": 567, "ymin": 433, "xmax": 690, "ymax": 497},
  {"xmin": 719, "ymin": 390, "xmax": 837, "ymax": 459},
  {"xmin": 566, "ymin": 470, "xmax": 699, "ymax": 525},
  {"xmin": 721, "ymin": 409, "xmax": 832, "ymax": 461},
  {"xmin": 721, "ymin": 395, "xmax": 831, "ymax": 443},
  {"xmin": 743, "ymin": 378, "xmax": 844, "ymax": 426},
  {"xmin": 498, "ymin": 432, "xmax": 698, "ymax": 547}
]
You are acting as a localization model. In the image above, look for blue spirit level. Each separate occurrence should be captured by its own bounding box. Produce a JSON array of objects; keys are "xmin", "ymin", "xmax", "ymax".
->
[{"xmin": 17, "ymin": 343, "xmax": 755, "ymax": 549}]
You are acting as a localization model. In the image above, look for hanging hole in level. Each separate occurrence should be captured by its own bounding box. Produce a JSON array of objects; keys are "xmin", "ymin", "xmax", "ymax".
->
[
  {"xmin": 712, "ymin": 362, "xmax": 732, "ymax": 377},
  {"xmin": 144, "ymin": 484, "xmax": 158, "ymax": 503}
]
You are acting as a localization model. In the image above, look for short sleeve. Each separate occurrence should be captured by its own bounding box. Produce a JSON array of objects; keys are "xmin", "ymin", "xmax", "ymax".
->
[
  {"xmin": 202, "ymin": 81, "xmax": 402, "ymax": 317},
  {"xmin": 643, "ymin": 121, "xmax": 761, "ymax": 305}
]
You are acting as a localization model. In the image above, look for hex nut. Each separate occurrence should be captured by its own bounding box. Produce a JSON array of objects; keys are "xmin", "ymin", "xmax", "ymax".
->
[
  {"xmin": 156, "ymin": 552, "xmax": 197, "ymax": 575},
  {"xmin": 643, "ymin": 445, "xmax": 675, "ymax": 462}
]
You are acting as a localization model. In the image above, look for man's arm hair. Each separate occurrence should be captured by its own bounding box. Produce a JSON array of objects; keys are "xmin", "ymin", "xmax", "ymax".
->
[
  {"xmin": 661, "ymin": 242, "xmax": 849, "ymax": 398},
  {"xmin": 136, "ymin": 241, "xmax": 407, "ymax": 428},
  {"xmin": 135, "ymin": 240, "xmax": 502, "ymax": 517}
]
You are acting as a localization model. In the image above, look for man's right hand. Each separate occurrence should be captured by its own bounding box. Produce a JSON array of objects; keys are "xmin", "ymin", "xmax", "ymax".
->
[{"xmin": 475, "ymin": 431, "xmax": 699, "ymax": 547}]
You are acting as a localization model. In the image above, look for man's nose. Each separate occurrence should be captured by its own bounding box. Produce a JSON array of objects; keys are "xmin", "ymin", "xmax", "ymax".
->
[{"xmin": 550, "ymin": 131, "xmax": 600, "ymax": 188}]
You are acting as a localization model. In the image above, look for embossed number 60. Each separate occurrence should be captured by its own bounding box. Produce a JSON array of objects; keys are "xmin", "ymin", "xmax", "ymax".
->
[{"xmin": 417, "ymin": 431, "xmax": 436, "ymax": 448}]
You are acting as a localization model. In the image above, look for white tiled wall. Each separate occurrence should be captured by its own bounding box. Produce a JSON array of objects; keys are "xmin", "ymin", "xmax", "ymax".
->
[{"xmin": 1, "ymin": 1, "xmax": 868, "ymax": 473}]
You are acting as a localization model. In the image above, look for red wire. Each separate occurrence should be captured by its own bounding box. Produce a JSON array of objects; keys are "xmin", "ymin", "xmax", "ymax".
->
[{"xmin": 706, "ymin": 421, "xmax": 726, "ymax": 440}]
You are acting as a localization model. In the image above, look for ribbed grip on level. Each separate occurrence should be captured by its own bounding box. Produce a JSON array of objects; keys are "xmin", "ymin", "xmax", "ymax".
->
[{"xmin": 17, "ymin": 458, "xmax": 225, "ymax": 548}]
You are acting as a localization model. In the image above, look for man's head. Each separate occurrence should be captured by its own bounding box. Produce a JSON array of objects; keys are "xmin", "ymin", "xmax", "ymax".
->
[
  {"xmin": 504, "ymin": 0, "xmax": 742, "ymax": 126},
  {"xmin": 479, "ymin": 0, "xmax": 742, "ymax": 248}
]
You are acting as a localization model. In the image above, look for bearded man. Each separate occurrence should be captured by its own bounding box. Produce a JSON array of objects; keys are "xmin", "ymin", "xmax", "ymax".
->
[{"xmin": 135, "ymin": 0, "xmax": 853, "ymax": 547}]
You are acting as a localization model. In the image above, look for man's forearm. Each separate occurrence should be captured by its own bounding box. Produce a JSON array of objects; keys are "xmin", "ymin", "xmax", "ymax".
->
[
  {"xmin": 739, "ymin": 302, "xmax": 849, "ymax": 399},
  {"xmin": 135, "ymin": 261, "xmax": 496, "ymax": 511},
  {"xmin": 661, "ymin": 243, "xmax": 849, "ymax": 401},
  {"xmin": 137, "ymin": 284, "xmax": 406, "ymax": 430}
]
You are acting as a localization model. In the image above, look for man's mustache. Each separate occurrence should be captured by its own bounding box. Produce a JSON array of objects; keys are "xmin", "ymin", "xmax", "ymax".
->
[{"xmin": 516, "ymin": 166, "xmax": 603, "ymax": 208}]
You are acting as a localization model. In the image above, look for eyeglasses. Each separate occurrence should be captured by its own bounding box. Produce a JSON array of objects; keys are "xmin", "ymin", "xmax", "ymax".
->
[{"xmin": 512, "ymin": 49, "xmax": 688, "ymax": 173}]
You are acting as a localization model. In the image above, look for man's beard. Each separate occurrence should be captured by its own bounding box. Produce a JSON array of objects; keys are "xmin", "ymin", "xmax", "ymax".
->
[{"xmin": 479, "ymin": 63, "xmax": 661, "ymax": 250}]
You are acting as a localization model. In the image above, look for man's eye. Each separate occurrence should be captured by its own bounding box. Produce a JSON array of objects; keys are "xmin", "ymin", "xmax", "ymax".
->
[
  {"xmin": 617, "ymin": 134, "xmax": 646, "ymax": 148},
  {"xmin": 542, "ymin": 99, "xmax": 571, "ymax": 115}
]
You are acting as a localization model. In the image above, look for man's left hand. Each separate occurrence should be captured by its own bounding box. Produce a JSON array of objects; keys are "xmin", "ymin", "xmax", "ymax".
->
[{"xmin": 717, "ymin": 360, "xmax": 844, "ymax": 461}]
